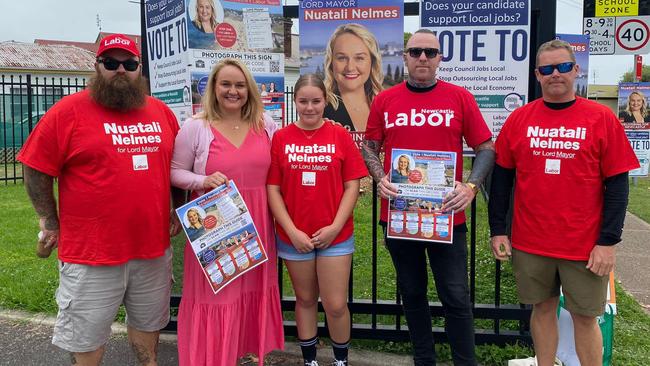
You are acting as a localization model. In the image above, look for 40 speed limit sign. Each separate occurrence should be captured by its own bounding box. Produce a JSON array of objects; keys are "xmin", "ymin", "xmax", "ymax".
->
[{"xmin": 584, "ymin": 15, "xmax": 650, "ymax": 54}]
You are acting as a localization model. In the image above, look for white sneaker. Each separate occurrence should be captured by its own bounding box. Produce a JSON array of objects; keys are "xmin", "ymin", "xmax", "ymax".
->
[
  {"xmin": 305, "ymin": 361, "xmax": 319, "ymax": 366},
  {"xmin": 330, "ymin": 360, "xmax": 347, "ymax": 366}
]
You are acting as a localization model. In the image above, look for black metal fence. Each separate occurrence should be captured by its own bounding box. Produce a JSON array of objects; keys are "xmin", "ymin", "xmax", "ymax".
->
[
  {"xmin": 0, "ymin": 74, "xmax": 87, "ymax": 183},
  {"xmin": 2, "ymin": 75, "xmax": 531, "ymax": 346}
]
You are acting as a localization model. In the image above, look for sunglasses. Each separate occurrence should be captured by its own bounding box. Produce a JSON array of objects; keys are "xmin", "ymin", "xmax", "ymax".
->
[
  {"xmin": 97, "ymin": 58, "xmax": 140, "ymax": 72},
  {"xmin": 406, "ymin": 47, "xmax": 440, "ymax": 59},
  {"xmin": 537, "ymin": 62, "xmax": 575, "ymax": 76}
]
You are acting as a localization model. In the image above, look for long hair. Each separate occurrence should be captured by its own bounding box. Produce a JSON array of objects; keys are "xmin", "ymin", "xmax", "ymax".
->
[
  {"xmin": 193, "ymin": 0, "xmax": 217, "ymax": 30},
  {"xmin": 186, "ymin": 208, "xmax": 203, "ymax": 226},
  {"xmin": 626, "ymin": 90, "xmax": 648, "ymax": 119},
  {"xmin": 323, "ymin": 23, "xmax": 383, "ymax": 110},
  {"xmin": 198, "ymin": 59, "xmax": 264, "ymax": 131}
]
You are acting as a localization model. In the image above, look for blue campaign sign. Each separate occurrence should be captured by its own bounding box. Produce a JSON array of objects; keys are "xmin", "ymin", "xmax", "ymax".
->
[
  {"xmin": 146, "ymin": 0, "xmax": 186, "ymax": 28},
  {"xmin": 421, "ymin": 0, "xmax": 528, "ymax": 27},
  {"xmin": 197, "ymin": 76, "xmax": 209, "ymax": 96},
  {"xmin": 203, "ymin": 249, "xmax": 216, "ymax": 263}
]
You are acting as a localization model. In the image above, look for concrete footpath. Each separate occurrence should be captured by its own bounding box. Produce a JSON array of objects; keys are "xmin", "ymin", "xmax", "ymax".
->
[
  {"xmin": 0, "ymin": 309, "xmax": 415, "ymax": 366},
  {"xmin": 0, "ymin": 213, "xmax": 647, "ymax": 365},
  {"xmin": 615, "ymin": 212, "xmax": 650, "ymax": 313}
]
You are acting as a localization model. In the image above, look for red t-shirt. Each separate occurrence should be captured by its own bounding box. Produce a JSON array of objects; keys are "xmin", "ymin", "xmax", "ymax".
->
[
  {"xmin": 18, "ymin": 90, "xmax": 179, "ymax": 265},
  {"xmin": 365, "ymin": 81, "xmax": 492, "ymax": 224},
  {"xmin": 267, "ymin": 122, "xmax": 368, "ymax": 246},
  {"xmin": 495, "ymin": 97, "xmax": 639, "ymax": 260}
]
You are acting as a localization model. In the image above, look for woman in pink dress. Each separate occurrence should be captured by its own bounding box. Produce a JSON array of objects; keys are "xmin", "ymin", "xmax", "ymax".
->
[{"xmin": 171, "ymin": 58, "xmax": 283, "ymax": 365}]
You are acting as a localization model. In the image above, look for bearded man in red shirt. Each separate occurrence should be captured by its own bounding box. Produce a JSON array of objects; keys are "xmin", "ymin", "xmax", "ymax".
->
[{"xmin": 19, "ymin": 34, "xmax": 181, "ymax": 366}]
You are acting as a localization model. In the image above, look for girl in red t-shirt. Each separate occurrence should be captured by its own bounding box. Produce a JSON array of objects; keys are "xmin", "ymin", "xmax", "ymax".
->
[{"xmin": 267, "ymin": 74, "xmax": 367, "ymax": 365}]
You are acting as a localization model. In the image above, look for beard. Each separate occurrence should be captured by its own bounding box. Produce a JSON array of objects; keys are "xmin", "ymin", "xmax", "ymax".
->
[{"xmin": 88, "ymin": 72, "xmax": 149, "ymax": 111}]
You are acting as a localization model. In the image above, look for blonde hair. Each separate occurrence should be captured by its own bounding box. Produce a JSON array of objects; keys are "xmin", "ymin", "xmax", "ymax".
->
[
  {"xmin": 193, "ymin": 0, "xmax": 217, "ymax": 30},
  {"xmin": 198, "ymin": 59, "xmax": 264, "ymax": 131},
  {"xmin": 323, "ymin": 23, "xmax": 383, "ymax": 110},
  {"xmin": 626, "ymin": 90, "xmax": 648, "ymax": 118},
  {"xmin": 186, "ymin": 208, "xmax": 203, "ymax": 226}
]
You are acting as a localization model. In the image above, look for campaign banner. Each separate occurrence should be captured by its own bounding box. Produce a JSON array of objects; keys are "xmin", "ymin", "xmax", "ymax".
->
[
  {"xmin": 618, "ymin": 82, "xmax": 650, "ymax": 129},
  {"xmin": 626, "ymin": 130, "xmax": 650, "ymax": 177},
  {"xmin": 186, "ymin": 0, "xmax": 283, "ymax": 53},
  {"xmin": 176, "ymin": 181, "xmax": 268, "ymax": 294},
  {"xmin": 421, "ymin": 0, "xmax": 531, "ymax": 139},
  {"xmin": 145, "ymin": 0, "xmax": 193, "ymax": 123},
  {"xmin": 189, "ymin": 49, "xmax": 285, "ymax": 125},
  {"xmin": 556, "ymin": 34, "xmax": 590, "ymax": 98},
  {"xmin": 299, "ymin": 0, "xmax": 404, "ymax": 136},
  {"xmin": 186, "ymin": 0, "xmax": 285, "ymax": 127},
  {"xmin": 387, "ymin": 149, "xmax": 456, "ymax": 244}
]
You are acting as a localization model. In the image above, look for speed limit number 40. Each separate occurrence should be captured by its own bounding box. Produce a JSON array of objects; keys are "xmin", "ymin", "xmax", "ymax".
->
[{"xmin": 616, "ymin": 16, "xmax": 650, "ymax": 54}]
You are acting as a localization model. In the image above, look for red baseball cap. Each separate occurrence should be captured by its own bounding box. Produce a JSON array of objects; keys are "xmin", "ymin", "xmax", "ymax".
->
[{"xmin": 97, "ymin": 34, "xmax": 140, "ymax": 58}]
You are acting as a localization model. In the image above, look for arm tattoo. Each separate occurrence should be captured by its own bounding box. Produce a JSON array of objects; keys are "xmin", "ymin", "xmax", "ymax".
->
[
  {"xmin": 468, "ymin": 140, "xmax": 496, "ymax": 186},
  {"xmin": 361, "ymin": 138, "xmax": 385, "ymax": 181},
  {"xmin": 24, "ymin": 165, "xmax": 59, "ymax": 230}
]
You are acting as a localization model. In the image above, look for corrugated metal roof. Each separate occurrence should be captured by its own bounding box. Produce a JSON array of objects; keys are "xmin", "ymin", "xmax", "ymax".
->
[
  {"xmin": 34, "ymin": 39, "xmax": 99, "ymax": 53},
  {"xmin": 0, "ymin": 42, "xmax": 95, "ymax": 72}
]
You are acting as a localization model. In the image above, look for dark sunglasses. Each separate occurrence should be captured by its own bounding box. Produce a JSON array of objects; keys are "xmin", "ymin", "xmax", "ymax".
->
[
  {"xmin": 97, "ymin": 58, "xmax": 140, "ymax": 72},
  {"xmin": 406, "ymin": 47, "xmax": 440, "ymax": 59},
  {"xmin": 537, "ymin": 62, "xmax": 575, "ymax": 76}
]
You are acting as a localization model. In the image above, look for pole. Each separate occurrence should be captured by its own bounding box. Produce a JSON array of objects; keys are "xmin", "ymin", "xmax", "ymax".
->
[{"xmin": 140, "ymin": 0, "xmax": 150, "ymax": 83}]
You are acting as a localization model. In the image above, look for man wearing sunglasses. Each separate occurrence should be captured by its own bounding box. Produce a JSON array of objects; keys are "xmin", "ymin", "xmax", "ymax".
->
[
  {"xmin": 489, "ymin": 40, "xmax": 639, "ymax": 366},
  {"xmin": 362, "ymin": 29, "xmax": 495, "ymax": 365},
  {"xmin": 18, "ymin": 34, "xmax": 181, "ymax": 366}
]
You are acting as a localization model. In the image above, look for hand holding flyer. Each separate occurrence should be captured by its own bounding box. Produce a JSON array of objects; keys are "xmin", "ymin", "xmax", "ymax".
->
[
  {"xmin": 176, "ymin": 181, "xmax": 268, "ymax": 294},
  {"xmin": 387, "ymin": 149, "xmax": 456, "ymax": 244}
]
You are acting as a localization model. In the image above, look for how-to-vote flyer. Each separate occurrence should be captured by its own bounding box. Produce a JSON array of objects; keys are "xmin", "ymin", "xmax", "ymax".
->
[
  {"xmin": 176, "ymin": 181, "xmax": 267, "ymax": 294},
  {"xmin": 387, "ymin": 149, "xmax": 456, "ymax": 244}
]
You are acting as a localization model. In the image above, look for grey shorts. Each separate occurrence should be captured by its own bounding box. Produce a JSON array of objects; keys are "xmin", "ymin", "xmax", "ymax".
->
[{"xmin": 53, "ymin": 247, "xmax": 172, "ymax": 353}]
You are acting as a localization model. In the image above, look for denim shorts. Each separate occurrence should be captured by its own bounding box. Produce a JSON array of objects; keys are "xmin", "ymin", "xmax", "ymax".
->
[{"xmin": 277, "ymin": 235, "xmax": 355, "ymax": 261}]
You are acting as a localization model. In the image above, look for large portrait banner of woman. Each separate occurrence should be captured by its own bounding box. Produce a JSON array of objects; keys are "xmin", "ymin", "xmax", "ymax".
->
[
  {"xmin": 299, "ymin": 0, "xmax": 404, "ymax": 141},
  {"xmin": 618, "ymin": 82, "xmax": 650, "ymax": 177}
]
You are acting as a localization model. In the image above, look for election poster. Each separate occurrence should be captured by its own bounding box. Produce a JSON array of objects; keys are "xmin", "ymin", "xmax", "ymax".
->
[
  {"xmin": 556, "ymin": 34, "xmax": 590, "ymax": 98},
  {"xmin": 618, "ymin": 82, "xmax": 650, "ymax": 177},
  {"xmin": 186, "ymin": 0, "xmax": 286, "ymax": 126},
  {"xmin": 421, "ymin": 0, "xmax": 531, "ymax": 139},
  {"xmin": 145, "ymin": 0, "xmax": 193, "ymax": 123},
  {"xmin": 387, "ymin": 149, "xmax": 456, "ymax": 244},
  {"xmin": 618, "ymin": 82, "xmax": 650, "ymax": 129},
  {"xmin": 626, "ymin": 130, "xmax": 650, "ymax": 177},
  {"xmin": 299, "ymin": 0, "xmax": 404, "ymax": 139},
  {"xmin": 176, "ymin": 181, "xmax": 268, "ymax": 294}
]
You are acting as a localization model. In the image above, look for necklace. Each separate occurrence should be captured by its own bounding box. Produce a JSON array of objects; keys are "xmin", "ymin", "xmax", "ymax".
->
[
  {"xmin": 213, "ymin": 119, "xmax": 244, "ymax": 131},
  {"xmin": 296, "ymin": 121, "xmax": 324, "ymax": 139}
]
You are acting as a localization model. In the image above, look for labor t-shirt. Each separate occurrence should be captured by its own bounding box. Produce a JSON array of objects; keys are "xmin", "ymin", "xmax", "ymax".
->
[
  {"xmin": 18, "ymin": 90, "xmax": 179, "ymax": 265},
  {"xmin": 495, "ymin": 97, "xmax": 639, "ymax": 260},
  {"xmin": 365, "ymin": 80, "xmax": 492, "ymax": 224},
  {"xmin": 267, "ymin": 122, "xmax": 368, "ymax": 246}
]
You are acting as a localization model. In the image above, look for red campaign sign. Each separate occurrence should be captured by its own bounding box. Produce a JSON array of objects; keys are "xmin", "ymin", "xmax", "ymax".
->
[
  {"xmin": 215, "ymin": 23, "xmax": 237, "ymax": 48},
  {"xmin": 227, "ymin": 0, "xmax": 280, "ymax": 4},
  {"xmin": 636, "ymin": 55, "xmax": 643, "ymax": 81}
]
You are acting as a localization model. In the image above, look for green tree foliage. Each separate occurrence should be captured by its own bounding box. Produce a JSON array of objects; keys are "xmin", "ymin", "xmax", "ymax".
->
[
  {"xmin": 621, "ymin": 65, "xmax": 650, "ymax": 82},
  {"xmin": 385, "ymin": 64, "xmax": 393, "ymax": 84},
  {"xmin": 404, "ymin": 32, "xmax": 412, "ymax": 48}
]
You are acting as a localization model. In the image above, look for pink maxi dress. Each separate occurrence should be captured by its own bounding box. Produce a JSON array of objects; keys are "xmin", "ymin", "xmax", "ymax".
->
[{"xmin": 177, "ymin": 127, "xmax": 284, "ymax": 366}]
